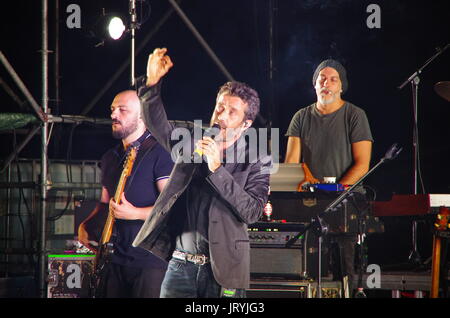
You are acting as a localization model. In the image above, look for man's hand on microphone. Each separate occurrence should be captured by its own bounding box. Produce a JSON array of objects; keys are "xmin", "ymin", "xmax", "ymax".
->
[
  {"xmin": 146, "ymin": 47, "xmax": 174, "ymax": 87},
  {"xmin": 196, "ymin": 136, "xmax": 222, "ymax": 173}
]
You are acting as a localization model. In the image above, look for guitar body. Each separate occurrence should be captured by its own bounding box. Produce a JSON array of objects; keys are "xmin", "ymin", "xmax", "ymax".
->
[
  {"xmin": 90, "ymin": 143, "xmax": 139, "ymax": 297},
  {"xmin": 431, "ymin": 235, "xmax": 442, "ymax": 298},
  {"xmin": 90, "ymin": 241, "xmax": 114, "ymax": 297},
  {"xmin": 430, "ymin": 206, "xmax": 450, "ymax": 298}
]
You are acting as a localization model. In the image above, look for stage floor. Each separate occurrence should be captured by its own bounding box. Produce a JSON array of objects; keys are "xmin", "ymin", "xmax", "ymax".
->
[{"xmin": 248, "ymin": 267, "xmax": 450, "ymax": 298}]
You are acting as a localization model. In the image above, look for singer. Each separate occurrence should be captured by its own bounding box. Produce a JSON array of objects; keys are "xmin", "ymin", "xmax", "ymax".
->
[{"xmin": 132, "ymin": 48, "xmax": 271, "ymax": 298}]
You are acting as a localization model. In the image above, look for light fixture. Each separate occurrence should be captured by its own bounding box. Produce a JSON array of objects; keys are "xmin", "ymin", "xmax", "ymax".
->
[
  {"xmin": 87, "ymin": 1, "xmax": 151, "ymax": 85},
  {"xmin": 88, "ymin": 12, "xmax": 128, "ymax": 46},
  {"xmin": 107, "ymin": 16, "xmax": 126, "ymax": 40}
]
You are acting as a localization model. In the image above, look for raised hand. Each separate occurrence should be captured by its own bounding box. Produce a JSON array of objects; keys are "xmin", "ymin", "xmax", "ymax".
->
[{"xmin": 146, "ymin": 47, "xmax": 174, "ymax": 86}]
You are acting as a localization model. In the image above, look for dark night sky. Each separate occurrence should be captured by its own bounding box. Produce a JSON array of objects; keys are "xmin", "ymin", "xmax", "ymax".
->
[
  {"xmin": 1, "ymin": 0, "xmax": 449, "ymax": 191},
  {"xmin": 0, "ymin": 0, "xmax": 449, "ymax": 265}
]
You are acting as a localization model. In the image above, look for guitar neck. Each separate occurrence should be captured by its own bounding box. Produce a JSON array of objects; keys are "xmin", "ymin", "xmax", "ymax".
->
[
  {"xmin": 99, "ymin": 146, "xmax": 138, "ymax": 246},
  {"xmin": 99, "ymin": 171, "xmax": 128, "ymax": 245}
]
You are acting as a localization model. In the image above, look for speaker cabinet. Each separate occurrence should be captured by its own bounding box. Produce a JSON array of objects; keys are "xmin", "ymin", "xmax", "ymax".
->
[
  {"xmin": 250, "ymin": 248, "xmax": 303, "ymax": 279},
  {"xmin": 247, "ymin": 280, "xmax": 310, "ymax": 298},
  {"xmin": 250, "ymin": 230, "xmax": 330, "ymax": 280},
  {"xmin": 247, "ymin": 280, "xmax": 343, "ymax": 298}
]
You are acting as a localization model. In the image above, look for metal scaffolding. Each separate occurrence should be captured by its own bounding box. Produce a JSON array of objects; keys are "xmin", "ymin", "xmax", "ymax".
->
[
  {"xmin": 0, "ymin": 0, "xmax": 110, "ymax": 297},
  {"xmin": 1, "ymin": 0, "xmax": 268, "ymax": 298}
]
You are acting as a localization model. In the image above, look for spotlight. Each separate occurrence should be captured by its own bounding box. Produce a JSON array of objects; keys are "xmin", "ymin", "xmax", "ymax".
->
[
  {"xmin": 85, "ymin": 1, "xmax": 152, "ymax": 85},
  {"xmin": 87, "ymin": 2, "xmax": 151, "ymax": 46},
  {"xmin": 88, "ymin": 12, "xmax": 128, "ymax": 46},
  {"xmin": 107, "ymin": 16, "xmax": 126, "ymax": 40}
]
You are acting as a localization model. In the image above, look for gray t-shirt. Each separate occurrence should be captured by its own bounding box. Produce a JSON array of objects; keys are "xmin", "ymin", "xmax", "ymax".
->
[{"xmin": 285, "ymin": 102, "xmax": 373, "ymax": 181}]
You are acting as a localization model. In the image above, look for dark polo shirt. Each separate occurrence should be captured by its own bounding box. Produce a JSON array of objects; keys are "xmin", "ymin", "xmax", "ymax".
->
[{"xmin": 101, "ymin": 131, "xmax": 174, "ymax": 268}]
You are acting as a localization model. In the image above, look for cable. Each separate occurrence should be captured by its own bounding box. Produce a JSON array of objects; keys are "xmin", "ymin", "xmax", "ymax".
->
[
  {"xmin": 12, "ymin": 129, "xmax": 36, "ymax": 272},
  {"xmin": 137, "ymin": 0, "xmax": 151, "ymax": 26},
  {"xmin": 12, "ymin": 130, "xmax": 27, "ymax": 250},
  {"xmin": 46, "ymin": 123, "xmax": 78, "ymax": 221}
]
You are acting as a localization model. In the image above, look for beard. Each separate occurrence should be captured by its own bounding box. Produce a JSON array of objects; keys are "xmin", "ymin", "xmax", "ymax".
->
[
  {"xmin": 111, "ymin": 117, "xmax": 139, "ymax": 140},
  {"xmin": 318, "ymin": 88, "xmax": 337, "ymax": 105}
]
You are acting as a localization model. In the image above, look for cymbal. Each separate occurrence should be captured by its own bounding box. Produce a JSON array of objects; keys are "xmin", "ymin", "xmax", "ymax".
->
[{"xmin": 434, "ymin": 81, "xmax": 450, "ymax": 102}]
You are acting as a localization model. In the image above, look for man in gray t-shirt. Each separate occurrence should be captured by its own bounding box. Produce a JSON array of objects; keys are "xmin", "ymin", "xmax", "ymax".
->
[
  {"xmin": 286, "ymin": 101, "xmax": 373, "ymax": 182},
  {"xmin": 284, "ymin": 59, "xmax": 373, "ymax": 296},
  {"xmin": 285, "ymin": 59, "xmax": 373, "ymax": 186}
]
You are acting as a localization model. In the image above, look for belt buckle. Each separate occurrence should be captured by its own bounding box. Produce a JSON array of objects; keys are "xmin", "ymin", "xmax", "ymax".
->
[
  {"xmin": 193, "ymin": 254, "xmax": 207, "ymax": 265},
  {"xmin": 173, "ymin": 251, "xmax": 186, "ymax": 262}
]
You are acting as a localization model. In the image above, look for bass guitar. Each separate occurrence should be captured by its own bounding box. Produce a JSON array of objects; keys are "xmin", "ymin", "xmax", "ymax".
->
[
  {"xmin": 90, "ymin": 142, "xmax": 139, "ymax": 297},
  {"xmin": 430, "ymin": 206, "xmax": 450, "ymax": 298}
]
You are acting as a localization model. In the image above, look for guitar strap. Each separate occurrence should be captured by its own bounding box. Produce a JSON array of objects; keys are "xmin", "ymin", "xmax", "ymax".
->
[
  {"xmin": 110, "ymin": 135, "xmax": 158, "ymax": 242},
  {"xmin": 123, "ymin": 135, "xmax": 158, "ymax": 193}
]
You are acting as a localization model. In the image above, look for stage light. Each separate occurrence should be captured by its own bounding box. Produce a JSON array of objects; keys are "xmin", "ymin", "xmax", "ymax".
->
[
  {"xmin": 86, "ymin": 0, "xmax": 152, "ymax": 85},
  {"xmin": 107, "ymin": 16, "xmax": 126, "ymax": 40},
  {"xmin": 87, "ymin": 12, "xmax": 128, "ymax": 46}
]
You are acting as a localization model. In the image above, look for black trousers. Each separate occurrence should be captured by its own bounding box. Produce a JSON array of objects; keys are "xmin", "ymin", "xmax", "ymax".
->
[
  {"xmin": 330, "ymin": 235, "xmax": 357, "ymax": 295},
  {"xmin": 100, "ymin": 262, "xmax": 167, "ymax": 298}
]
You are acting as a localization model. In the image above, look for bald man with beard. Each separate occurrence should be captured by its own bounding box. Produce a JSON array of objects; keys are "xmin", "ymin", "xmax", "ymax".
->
[{"xmin": 78, "ymin": 90, "xmax": 173, "ymax": 297}]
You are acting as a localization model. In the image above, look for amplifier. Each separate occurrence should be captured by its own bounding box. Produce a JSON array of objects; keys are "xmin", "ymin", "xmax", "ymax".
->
[
  {"xmin": 248, "ymin": 221, "xmax": 306, "ymax": 248},
  {"xmin": 249, "ymin": 222, "xmax": 330, "ymax": 280},
  {"xmin": 247, "ymin": 279, "xmax": 343, "ymax": 298},
  {"xmin": 250, "ymin": 248, "xmax": 303, "ymax": 279},
  {"xmin": 247, "ymin": 280, "xmax": 310, "ymax": 298}
]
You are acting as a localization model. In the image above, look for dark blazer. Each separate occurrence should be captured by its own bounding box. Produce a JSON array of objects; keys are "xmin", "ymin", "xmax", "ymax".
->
[{"xmin": 132, "ymin": 78, "xmax": 271, "ymax": 289}]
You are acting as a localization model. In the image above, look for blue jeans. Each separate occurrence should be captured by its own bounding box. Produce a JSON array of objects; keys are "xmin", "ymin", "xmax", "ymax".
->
[{"xmin": 160, "ymin": 257, "xmax": 245, "ymax": 298}]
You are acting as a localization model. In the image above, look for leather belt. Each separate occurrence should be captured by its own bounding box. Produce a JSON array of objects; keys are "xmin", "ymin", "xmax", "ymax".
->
[{"xmin": 172, "ymin": 250, "xmax": 210, "ymax": 265}]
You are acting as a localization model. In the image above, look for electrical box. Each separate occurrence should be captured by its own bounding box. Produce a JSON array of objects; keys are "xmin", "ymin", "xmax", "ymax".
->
[{"xmin": 47, "ymin": 254, "xmax": 95, "ymax": 298}]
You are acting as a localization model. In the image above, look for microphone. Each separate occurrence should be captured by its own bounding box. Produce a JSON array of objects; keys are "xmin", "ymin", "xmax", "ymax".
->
[
  {"xmin": 192, "ymin": 123, "xmax": 220, "ymax": 160},
  {"xmin": 383, "ymin": 143, "xmax": 403, "ymax": 161}
]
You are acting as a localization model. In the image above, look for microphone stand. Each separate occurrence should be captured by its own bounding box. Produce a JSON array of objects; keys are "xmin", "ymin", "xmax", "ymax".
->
[
  {"xmin": 286, "ymin": 143, "xmax": 403, "ymax": 298},
  {"xmin": 129, "ymin": 0, "xmax": 139, "ymax": 86},
  {"xmin": 398, "ymin": 43, "xmax": 449, "ymax": 266},
  {"xmin": 398, "ymin": 43, "xmax": 449, "ymax": 193}
]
